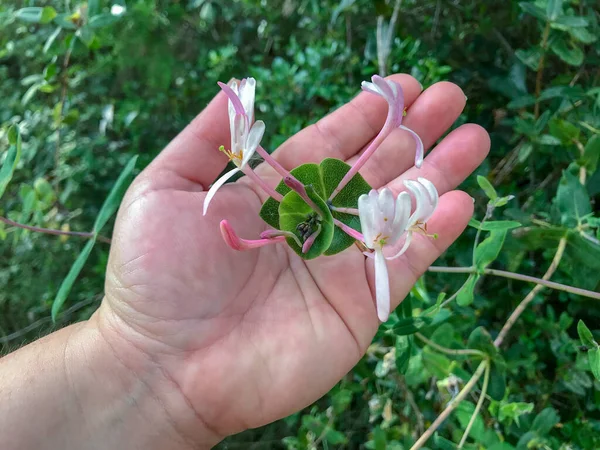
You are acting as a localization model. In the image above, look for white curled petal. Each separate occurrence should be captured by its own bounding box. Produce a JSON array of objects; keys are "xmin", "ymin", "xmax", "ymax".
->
[
  {"xmin": 242, "ymin": 120, "xmax": 265, "ymax": 167},
  {"xmin": 374, "ymin": 248, "xmax": 391, "ymax": 322},
  {"xmin": 226, "ymin": 80, "xmax": 239, "ymax": 123},
  {"xmin": 418, "ymin": 177, "xmax": 439, "ymax": 211},
  {"xmin": 368, "ymin": 189, "xmax": 383, "ymax": 232},
  {"xmin": 358, "ymin": 193, "xmax": 376, "ymax": 249},
  {"xmin": 372, "ymin": 75, "xmax": 394, "ymax": 102},
  {"xmin": 361, "ymin": 81, "xmax": 382, "ymax": 97},
  {"xmin": 386, "ymin": 231, "xmax": 413, "ymax": 260},
  {"xmin": 399, "ymin": 125, "xmax": 424, "ymax": 168},
  {"xmin": 405, "ymin": 179, "xmax": 428, "ymax": 225},
  {"xmin": 378, "ymin": 188, "xmax": 395, "ymax": 236},
  {"xmin": 203, "ymin": 168, "xmax": 240, "ymax": 215},
  {"xmin": 239, "ymin": 77, "xmax": 256, "ymax": 123},
  {"xmin": 390, "ymin": 192, "xmax": 411, "ymax": 243}
]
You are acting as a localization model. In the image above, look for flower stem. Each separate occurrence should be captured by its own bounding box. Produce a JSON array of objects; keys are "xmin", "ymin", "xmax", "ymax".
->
[
  {"xmin": 457, "ymin": 361, "xmax": 490, "ymax": 449},
  {"xmin": 333, "ymin": 219, "xmax": 364, "ymax": 241},
  {"xmin": 329, "ymin": 118, "xmax": 395, "ymax": 202},
  {"xmin": 414, "ymin": 333, "xmax": 487, "ymax": 358},
  {"xmin": 427, "ymin": 259, "xmax": 600, "ymax": 301},
  {"xmin": 329, "ymin": 205, "xmax": 359, "ymax": 215},
  {"xmin": 409, "ymin": 360, "xmax": 488, "ymax": 450},
  {"xmin": 0, "ymin": 216, "xmax": 111, "ymax": 244},
  {"xmin": 241, "ymin": 166, "xmax": 283, "ymax": 201}
]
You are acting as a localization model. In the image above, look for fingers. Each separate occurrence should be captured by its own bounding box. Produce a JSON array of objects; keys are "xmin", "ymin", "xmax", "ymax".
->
[
  {"xmin": 347, "ymin": 82, "xmax": 467, "ymax": 188},
  {"xmin": 386, "ymin": 123, "xmax": 491, "ymax": 196},
  {"xmin": 268, "ymin": 74, "xmax": 423, "ymax": 171},
  {"xmin": 143, "ymin": 90, "xmax": 230, "ymax": 191},
  {"xmin": 366, "ymin": 190, "xmax": 474, "ymax": 313}
]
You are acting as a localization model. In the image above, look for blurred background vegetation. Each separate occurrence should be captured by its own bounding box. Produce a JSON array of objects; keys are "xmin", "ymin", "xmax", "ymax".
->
[{"xmin": 1, "ymin": 0, "xmax": 599, "ymax": 448}]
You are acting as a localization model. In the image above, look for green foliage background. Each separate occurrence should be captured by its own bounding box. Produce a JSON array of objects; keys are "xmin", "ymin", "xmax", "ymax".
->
[{"xmin": 1, "ymin": 0, "xmax": 599, "ymax": 448}]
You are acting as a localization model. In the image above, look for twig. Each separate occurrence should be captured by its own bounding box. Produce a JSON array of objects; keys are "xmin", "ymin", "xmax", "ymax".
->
[
  {"xmin": 427, "ymin": 264, "xmax": 600, "ymax": 301},
  {"xmin": 55, "ymin": 41, "xmax": 74, "ymax": 169},
  {"xmin": 457, "ymin": 362, "xmax": 490, "ymax": 448},
  {"xmin": 409, "ymin": 360, "xmax": 488, "ymax": 450},
  {"xmin": 0, "ymin": 216, "xmax": 111, "ymax": 244},
  {"xmin": 415, "ymin": 333, "xmax": 487, "ymax": 358},
  {"xmin": 534, "ymin": 21, "xmax": 551, "ymax": 118},
  {"xmin": 494, "ymin": 236, "xmax": 568, "ymax": 347},
  {"xmin": 376, "ymin": 0, "xmax": 403, "ymax": 77}
]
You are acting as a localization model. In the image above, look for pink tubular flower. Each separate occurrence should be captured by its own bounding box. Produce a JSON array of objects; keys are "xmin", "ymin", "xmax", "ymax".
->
[{"xmin": 220, "ymin": 220, "xmax": 286, "ymax": 251}]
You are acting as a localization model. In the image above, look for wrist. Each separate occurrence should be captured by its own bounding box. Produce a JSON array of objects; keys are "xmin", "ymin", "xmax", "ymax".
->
[{"xmin": 66, "ymin": 304, "xmax": 222, "ymax": 449}]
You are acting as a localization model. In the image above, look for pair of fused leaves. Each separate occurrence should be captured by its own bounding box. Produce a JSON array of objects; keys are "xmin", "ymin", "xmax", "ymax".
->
[{"xmin": 259, "ymin": 158, "xmax": 371, "ymax": 259}]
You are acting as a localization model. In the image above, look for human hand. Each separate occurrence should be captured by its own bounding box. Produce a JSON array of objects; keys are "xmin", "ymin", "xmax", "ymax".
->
[{"xmin": 93, "ymin": 74, "xmax": 489, "ymax": 446}]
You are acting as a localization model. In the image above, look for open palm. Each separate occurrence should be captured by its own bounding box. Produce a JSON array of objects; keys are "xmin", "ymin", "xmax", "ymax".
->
[{"xmin": 95, "ymin": 74, "xmax": 490, "ymax": 444}]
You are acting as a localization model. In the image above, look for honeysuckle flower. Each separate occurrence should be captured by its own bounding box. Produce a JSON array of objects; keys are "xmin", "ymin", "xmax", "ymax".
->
[
  {"xmin": 220, "ymin": 220, "xmax": 287, "ymax": 251},
  {"xmin": 386, "ymin": 177, "xmax": 439, "ymax": 260},
  {"xmin": 329, "ymin": 74, "xmax": 424, "ymax": 202},
  {"xmin": 203, "ymin": 78, "xmax": 267, "ymax": 215},
  {"xmin": 358, "ymin": 188, "xmax": 412, "ymax": 322},
  {"xmin": 361, "ymin": 75, "xmax": 424, "ymax": 168}
]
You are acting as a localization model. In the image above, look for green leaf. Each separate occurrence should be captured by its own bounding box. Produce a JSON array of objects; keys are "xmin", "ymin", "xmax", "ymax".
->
[
  {"xmin": 537, "ymin": 134, "xmax": 562, "ymax": 145},
  {"xmin": 546, "ymin": 0, "xmax": 563, "ymax": 20},
  {"xmin": 475, "ymin": 230, "xmax": 507, "ymax": 270},
  {"xmin": 551, "ymin": 38, "xmax": 584, "ymax": 66},
  {"xmin": 88, "ymin": 13, "xmax": 120, "ymax": 29},
  {"xmin": 489, "ymin": 444, "xmax": 516, "ymax": 450},
  {"xmin": 549, "ymin": 118, "xmax": 580, "ymax": 144},
  {"xmin": 555, "ymin": 170, "xmax": 591, "ymax": 226},
  {"xmin": 51, "ymin": 238, "xmax": 96, "ymax": 321},
  {"xmin": 457, "ymin": 274, "xmax": 479, "ymax": 306},
  {"xmin": 577, "ymin": 320, "xmax": 597, "ymax": 348},
  {"xmin": 15, "ymin": 7, "xmax": 43, "ymax": 23},
  {"xmin": 93, "ymin": 156, "xmax": 138, "ymax": 233},
  {"xmin": 519, "ymin": 2, "xmax": 547, "ymax": 21},
  {"xmin": 477, "ymin": 175, "xmax": 497, "ymax": 200},
  {"xmin": 531, "ymin": 407, "xmax": 560, "ymax": 435},
  {"xmin": 53, "ymin": 13, "xmax": 79, "ymax": 30},
  {"xmin": 395, "ymin": 335, "xmax": 413, "ymax": 374},
  {"xmin": 583, "ymin": 135, "xmax": 600, "ymax": 173},
  {"xmin": 568, "ymin": 27, "xmax": 597, "ymax": 44},
  {"xmin": 469, "ymin": 219, "xmax": 521, "ymax": 231},
  {"xmin": 498, "ymin": 402, "xmax": 534, "ymax": 427},
  {"xmin": 433, "ymin": 434, "xmax": 457, "ymax": 450},
  {"xmin": 422, "ymin": 346, "xmax": 451, "ymax": 378},
  {"xmin": 40, "ymin": 6, "xmax": 57, "ymax": 24},
  {"xmin": 489, "ymin": 357, "xmax": 507, "ymax": 401},
  {"xmin": 0, "ymin": 125, "xmax": 22, "ymax": 200},
  {"xmin": 467, "ymin": 326, "xmax": 497, "ymax": 357},
  {"xmin": 391, "ymin": 316, "xmax": 433, "ymax": 335},
  {"xmin": 259, "ymin": 158, "xmax": 372, "ymax": 256},
  {"xmin": 588, "ymin": 348, "xmax": 600, "ymax": 382},
  {"xmin": 507, "ymin": 95, "xmax": 536, "ymax": 109},
  {"xmin": 515, "ymin": 48, "xmax": 541, "ymax": 71},
  {"xmin": 553, "ymin": 15, "xmax": 589, "ymax": 28},
  {"xmin": 278, "ymin": 186, "xmax": 335, "ymax": 259}
]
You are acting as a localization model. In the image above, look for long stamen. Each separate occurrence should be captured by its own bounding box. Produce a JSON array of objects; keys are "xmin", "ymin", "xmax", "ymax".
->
[
  {"xmin": 220, "ymin": 220, "xmax": 285, "ymax": 251},
  {"xmin": 333, "ymin": 219, "xmax": 364, "ymax": 241},
  {"xmin": 241, "ymin": 166, "xmax": 284, "ymax": 201}
]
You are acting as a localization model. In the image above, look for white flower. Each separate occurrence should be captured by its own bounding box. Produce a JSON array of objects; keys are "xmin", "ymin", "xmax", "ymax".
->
[
  {"xmin": 361, "ymin": 75, "xmax": 425, "ymax": 168},
  {"xmin": 203, "ymin": 78, "xmax": 266, "ymax": 215},
  {"xmin": 358, "ymin": 188, "xmax": 411, "ymax": 322},
  {"xmin": 358, "ymin": 178, "xmax": 439, "ymax": 322}
]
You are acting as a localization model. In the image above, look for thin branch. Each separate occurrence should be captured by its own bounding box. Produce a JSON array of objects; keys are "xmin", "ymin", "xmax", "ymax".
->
[
  {"xmin": 55, "ymin": 41, "xmax": 74, "ymax": 169},
  {"xmin": 457, "ymin": 362, "xmax": 490, "ymax": 448},
  {"xmin": 415, "ymin": 333, "xmax": 487, "ymax": 358},
  {"xmin": 427, "ymin": 264, "xmax": 600, "ymax": 301},
  {"xmin": 0, "ymin": 216, "xmax": 112, "ymax": 244},
  {"xmin": 534, "ymin": 21, "xmax": 551, "ymax": 118},
  {"xmin": 494, "ymin": 236, "xmax": 568, "ymax": 347},
  {"xmin": 409, "ymin": 360, "xmax": 488, "ymax": 450}
]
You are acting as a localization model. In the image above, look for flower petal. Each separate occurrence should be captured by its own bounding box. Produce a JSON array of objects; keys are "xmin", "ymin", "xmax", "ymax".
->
[
  {"xmin": 242, "ymin": 120, "xmax": 265, "ymax": 167},
  {"xmin": 238, "ymin": 77, "xmax": 256, "ymax": 123},
  {"xmin": 378, "ymin": 188, "xmax": 395, "ymax": 237},
  {"xmin": 220, "ymin": 220, "xmax": 285, "ymax": 251},
  {"xmin": 390, "ymin": 191, "xmax": 411, "ymax": 244},
  {"xmin": 371, "ymin": 75, "xmax": 394, "ymax": 102},
  {"xmin": 218, "ymin": 81, "xmax": 245, "ymax": 117},
  {"xmin": 203, "ymin": 168, "xmax": 240, "ymax": 215},
  {"xmin": 418, "ymin": 177, "xmax": 439, "ymax": 211},
  {"xmin": 399, "ymin": 125, "xmax": 424, "ymax": 168},
  {"xmin": 386, "ymin": 231, "xmax": 413, "ymax": 260},
  {"xmin": 361, "ymin": 81, "xmax": 382, "ymax": 96},
  {"xmin": 358, "ymin": 193, "xmax": 376, "ymax": 248},
  {"xmin": 374, "ymin": 248, "xmax": 391, "ymax": 322}
]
